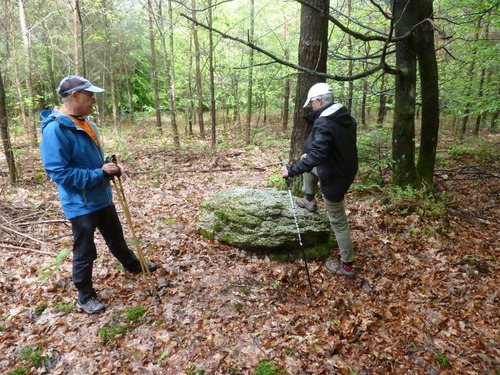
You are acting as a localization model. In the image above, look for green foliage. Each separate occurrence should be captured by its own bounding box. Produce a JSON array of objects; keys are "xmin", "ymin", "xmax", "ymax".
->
[
  {"xmin": 356, "ymin": 124, "xmax": 393, "ymax": 187},
  {"xmin": 52, "ymin": 303, "xmax": 75, "ymax": 314},
  {"xmin": 98, "ymin": 306, "xmax": 146, "ymax": 344},
  {"xmin": 125, "ymin": 306, "xmax": 146, "ymax": 323},
  {"xmin": 434, "ymin": 353, "xmax": 450, "ymax": 368},
  {"xmin": 19, "ymin": 346, "xmax": 50, "ymax": 368},
  {"xmin": 0, "ymin": 324, "xmax": 5, "ymax": 331},
  {"xmin": 382, "ymin": 186, "xmax": 448, "ymax": 221},
  {"xmin": 187, "ymin": 370, "xmax": 205, "ymax": 375},
  {"xmin": 32, "ymin": 248, "xmax": 70, "ymax": 284},
  {"xmin": 254, "ymin": 360, "xmax": 287, "ymax": 375},
  {"xmin": 7, "ymin": 368, "xmax": 29, "ymax": 375},
  {"xmin": 98, "ymin": 323, "xmax": 132, "ymax": 343},
  {"xmin": 264, "ymin": 175, "xmax": 287, "ymax": 190},
  {"xmin": 447, "ymin": 137, "xmax": 499, "ymax": 160},
  {"xmin": 34, "ymin": 303, "xmax": 49, "ymax": 316}
]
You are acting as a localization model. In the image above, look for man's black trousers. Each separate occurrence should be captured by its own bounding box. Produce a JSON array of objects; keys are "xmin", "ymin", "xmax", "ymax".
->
[{"xmin": 69, "ymin": 204, "xmax": 140, "ymax": 303}]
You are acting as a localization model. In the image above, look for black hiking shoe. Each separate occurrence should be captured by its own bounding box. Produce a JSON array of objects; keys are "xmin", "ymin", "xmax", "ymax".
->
[{"xmin": 127, "ymin": 261, "xmax": 158, "ymax": 275}]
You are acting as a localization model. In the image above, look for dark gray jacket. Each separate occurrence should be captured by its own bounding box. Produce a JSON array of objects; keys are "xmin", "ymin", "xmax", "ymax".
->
[{"xmin": 288, "ymin": 102, "xmax": 358, "ymax": 202}]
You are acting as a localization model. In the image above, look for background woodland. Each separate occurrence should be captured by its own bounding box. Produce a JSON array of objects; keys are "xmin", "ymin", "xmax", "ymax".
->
[{"xmin": 0, "ymin": 0, "xmax": 499, "ymax": 374}]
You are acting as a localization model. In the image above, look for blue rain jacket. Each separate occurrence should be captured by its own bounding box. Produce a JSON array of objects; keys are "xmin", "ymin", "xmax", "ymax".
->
[{"xmin": 39, "ymin": 108, "xmax": 113, "ymax": 219}]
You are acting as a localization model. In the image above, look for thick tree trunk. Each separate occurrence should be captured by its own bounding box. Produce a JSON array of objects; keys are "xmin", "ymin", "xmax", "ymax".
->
[
  {"xmin": 0, "ymin": 71, "xmax": 18, "ymax": 183},
  {"xmin": 392, "ymin": 0, "xmax": 419, "ymax": 187},
  {"xmin": 289, "ymin": 0, "xmax": 329, "ymax": 163},
  {"xmin": 415, "ymin": 0, "xmax": 440, "ymax": 186}
]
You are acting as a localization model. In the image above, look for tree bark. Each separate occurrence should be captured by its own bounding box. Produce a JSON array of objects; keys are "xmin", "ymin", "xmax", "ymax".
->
[
  {"xmin": 392, "ymin": 0, "xmax": 419, "ymax": 187},
  {"xmin": 191, "ymin": 0, "xmax": 206, "ymax": 139},
  {"xmin": 7, "ymin": 2, "xmax": 29, "ymax": 137},
  {"xmin": 282, "ymin": 11, "xmax": 291, "ymax": 133},
  {"xmin": 473, "ymin": 24, "xmax": 488, "ymax": 137},
  {"xmin": 244, "ymin": 0, "xmax": 255, "ymax": 145},
  {"xmin": 415, "ymin": 0, "xmax": 440, "ymax": 186},
  {"xmin": 0, "ymin": 70, "xmax": 18, "ymax": 183},
  {"xmin": 208, "ymin": 0, "xmax": 217, "ymax": 147},
  {"xmin": 72, "ymin": 0, "xmax": 80, "ymax": 75},
  {"xmin": 289, "ymin": 0, "xmax": 329, "ymax": 163},
  {"xmin": 18, "ymin": 0, "xmax": 38, "ymax": 147},
  {"xmin": 147, "ymin": 0, "xmax": 163, "ymax": 134}
]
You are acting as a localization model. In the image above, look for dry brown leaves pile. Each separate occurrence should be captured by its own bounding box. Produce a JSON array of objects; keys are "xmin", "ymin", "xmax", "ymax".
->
[{"xmin": 0, "ymin": 131, "xmax": 498, "ymax": 375}]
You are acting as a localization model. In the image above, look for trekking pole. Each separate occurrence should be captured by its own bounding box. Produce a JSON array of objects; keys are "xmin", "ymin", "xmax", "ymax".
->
[
  {"xmin": 110, "ymin": 155, "xmax": 160, "ymax": 300},
  {"xmin": 280, "ymin": 161, "xmax": 314, "ymax": 295}
]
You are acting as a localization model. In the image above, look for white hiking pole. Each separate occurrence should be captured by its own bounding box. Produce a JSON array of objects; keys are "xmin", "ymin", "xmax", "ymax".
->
[{"xmin": 280, "ymin": 162, "xmax": 314, "ymax": 295}]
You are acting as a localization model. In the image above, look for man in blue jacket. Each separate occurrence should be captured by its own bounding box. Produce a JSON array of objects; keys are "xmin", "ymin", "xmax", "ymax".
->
[
  {"xmin": 281, "ymin": 82, "xmax": 358, "ymax": 279},
  {"xmin": 40, "ymin": 75, "xmax": 157, "ymax": 314}
]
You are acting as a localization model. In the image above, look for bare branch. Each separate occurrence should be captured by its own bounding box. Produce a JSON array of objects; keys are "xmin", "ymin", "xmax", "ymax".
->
[
  {"xmin": 294, "ymin": 0, "xmax": 412, "ymax": 42},
  {"xmin": 369, "ymin": 0, "xmax": 392, "ymax": 20},
  {"xmin": 180, "ymin": 13, "xmax": 402, "ymax": 80}
]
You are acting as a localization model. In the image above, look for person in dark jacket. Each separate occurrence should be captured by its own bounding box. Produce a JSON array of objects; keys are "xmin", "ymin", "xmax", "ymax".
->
[
  {"xmin": 40, "ymin": 75, "xmax": 157, "ymax": 314},
  {"xmin": 281, "ymin": 82, "xmax": 358, "ymax": 279}
]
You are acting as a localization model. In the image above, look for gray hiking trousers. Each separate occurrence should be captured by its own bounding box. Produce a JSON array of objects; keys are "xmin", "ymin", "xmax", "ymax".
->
[{"xmin": 301, "ymin": 156, "xmax": 354, "ymax": 263}]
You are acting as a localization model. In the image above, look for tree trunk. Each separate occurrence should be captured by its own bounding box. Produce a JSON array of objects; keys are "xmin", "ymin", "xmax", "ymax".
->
[
  {"xmin": 72, "ymin": 0, "xmax": 80, "ymax": 75},
  {"xmin": 415, "ymin": 0, "xmax": 440, "ymax": 186},
  {"xmin": 7, "ymin": 4, "xmax": 29, "ymax": 137},
  {"xmin": 347, "ymin": 0, "xmax": 354, "ymax": 113},
  {"xmin": 473, "ymin": 24, "xmax": 488, "ymax": 137},
  {"xmin": 191, "ymin": 0, "xmax": 206, "ymax": 139},
  {"xmin": 392, "ymin": 0, "xmax": 419, "ymax": 187},
  {"xmin": 0, "ymin": 70, "xmax": 18, "ymax": 184},
  {"xmin": 377, "ymin": 74, "xmax": 387, "ymax": 125},
  {"xmin": 460, "ymin": 21, "xmax": 480, "ymax": 140},
  {"xmin": 289, "ymin": 0, "xmax": 329, "ymax": 163},
  {"xmin": 244, "ymin": 0, "xmax": 255, "ymax": 145},
  {"xmin": 491, "ymin": 111, "xmax": 498, "ymax": 130},
  {"xmin": 147, "ymin": 0, "xmax": 163, "ymax": 134},
  {"xmin": 208, "ymin": 0, "xmax": 217, "ymax": 147},
  {"xmin": 361, "ymin": 80, "xmax": 367, "ymax": 126},
  {"xmin": 18, "ymin": 0, "xmax": 38, "ymax": 147},
  {"xmin": 282, "ymin": 11, "xmax": 291, "ymax": 133},
  {"xmin": 168, "ymin": 0, "xmax": 180, "ymax": 147}
]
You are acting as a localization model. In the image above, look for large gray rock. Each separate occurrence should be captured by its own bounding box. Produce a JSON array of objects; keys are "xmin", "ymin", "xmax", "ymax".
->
[{"xmin": 197, "ymin": 187, "xmax": 333, "ymax": 262}]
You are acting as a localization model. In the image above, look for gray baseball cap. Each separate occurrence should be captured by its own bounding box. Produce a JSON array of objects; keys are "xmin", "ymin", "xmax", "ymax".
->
[{"xmin": 57, "ymin": 75, "xmax": 105, "ymax": 97}]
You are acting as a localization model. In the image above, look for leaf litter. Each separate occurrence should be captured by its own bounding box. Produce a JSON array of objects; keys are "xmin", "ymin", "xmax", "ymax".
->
[{"xmin": 0, "ymin": 135, "xmax": 498, "ymax": 374}]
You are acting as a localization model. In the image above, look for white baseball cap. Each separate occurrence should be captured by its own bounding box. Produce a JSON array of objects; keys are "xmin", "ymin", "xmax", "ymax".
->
[{"xmin": 303, "ymin": 82, "xmax": 333, "ymax": 108}]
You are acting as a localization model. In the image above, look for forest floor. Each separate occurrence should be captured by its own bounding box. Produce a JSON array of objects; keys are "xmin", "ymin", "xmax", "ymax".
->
[{"xmin": 0, "ymin": 125, "xmax": 498, "ymax": 375}]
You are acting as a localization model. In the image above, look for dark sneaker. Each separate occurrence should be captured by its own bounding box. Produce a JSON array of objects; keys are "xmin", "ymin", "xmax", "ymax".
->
[
  {"xmin": 325, "ymin": 260, "xmax": 355, "ymax": 279},
  {"xmin": 127, "ymin": 261, "xmax": 158, "ymax": 275},
  {"xmin": 296, "ymin": 197, "xmax": 317, "ymax": 212},
  {"xmin": 77, "ymin": 296, "xmax": 105, "ymax": 314}
]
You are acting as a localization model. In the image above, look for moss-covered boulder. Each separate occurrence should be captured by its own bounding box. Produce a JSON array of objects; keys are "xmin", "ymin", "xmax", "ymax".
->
[{"xmin": 197, "ymin": 187, "xmax": 333, "ymax": 262}]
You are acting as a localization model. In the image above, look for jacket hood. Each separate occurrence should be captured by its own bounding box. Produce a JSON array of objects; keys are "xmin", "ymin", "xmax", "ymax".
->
[
  {"xmin": 40, "ymin": 108, "xmax": 78, "ymax": 132},
  {"xmin": 305, "ymin": 102, "xmax": 353, "ymax": 127}
]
